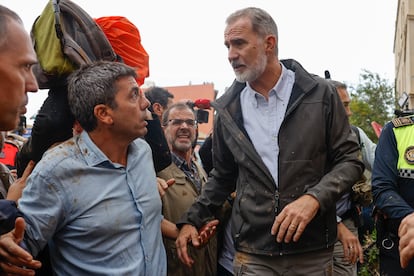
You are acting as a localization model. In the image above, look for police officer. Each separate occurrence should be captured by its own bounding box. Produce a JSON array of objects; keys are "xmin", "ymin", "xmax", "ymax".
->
[{"xmin": 372, "ymin": 115, "xmax": 414, "ymax": 275}]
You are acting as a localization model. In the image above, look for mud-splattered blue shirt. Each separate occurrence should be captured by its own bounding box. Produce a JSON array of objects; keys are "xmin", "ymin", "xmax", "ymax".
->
[{"xmin": 19, "ymin": 131, "xmax": 166, "ymax": 275}]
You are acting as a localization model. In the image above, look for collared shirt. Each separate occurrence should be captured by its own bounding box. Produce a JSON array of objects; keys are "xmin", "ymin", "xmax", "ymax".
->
[
  {"xmin": 240, "ymin": 64, "xmax": 295, "ymax": 186},
  {"xmin": 19, "ymin": 131, "xmax": 166, "ymax": 275},
  {"xmin": 171, "ymin": 152, "xmax": 202, "ymax": 193}
]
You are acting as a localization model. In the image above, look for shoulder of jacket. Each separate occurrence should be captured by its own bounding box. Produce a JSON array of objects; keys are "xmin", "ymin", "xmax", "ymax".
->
[
  {"xmin": 157, "ymin": 163, "xmax": 187, "ymax": 183},
  {"xmin": 391, "ymin": 116, "xmax": 414, "ymax": 128},
  {"xmin": 214, "ymin": 81, "xmax": 244, "ymax": 107}
]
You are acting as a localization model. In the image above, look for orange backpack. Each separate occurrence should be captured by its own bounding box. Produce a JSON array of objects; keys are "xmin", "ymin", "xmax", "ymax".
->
[{"xmin": 95, "ymin": 16, "xmax": 150, "ymax": 86}]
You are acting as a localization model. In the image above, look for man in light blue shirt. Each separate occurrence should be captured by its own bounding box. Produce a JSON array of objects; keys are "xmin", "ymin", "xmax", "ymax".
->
[{"xmin": 0, "ymin": 61, "xmax": 166, "ymax": 275}]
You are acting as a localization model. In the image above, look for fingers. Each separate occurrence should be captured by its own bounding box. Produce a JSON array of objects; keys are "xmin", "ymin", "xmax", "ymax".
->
[
  {"xmin": 398, "ymin": 213, "xmax": 414, "ymax": 268},
  {"xmin": 0, "ymin": 261, "xmax": 37, "ymax": 276},
  {"xmin": 2, "ymin": 218, "xmax": 35, "ymax": 263},
  {"xmin": 271, "ymin": 213, "xmax": 297, "ymax": 243},
  {"xmin": 176, "ymin": 225, "xmax": 197, "ymax": 267},
  {"xmin": 344, "ymin": 244, "xmax": 363, "ymax": 264},
  {"xmin": 399, "ymin": 233, "xmax": 414, "ymax": 268},
  {"xmin": 338, "ymin": 222, "xmax": 363, "ymax": 264},
  {"xmin": 272, "ymin": 217, "xmax": 304, "ymax": 243},
  {"xmin": 271, "ymin": 195, "xmax": 319, "ymax": 243},
  {"xmin": 282, "ymin": 223, "xmax": 297, "ymax": 243},
  {"xmin": 156, "ymin": 178, "xmax": 168, "ymax": 197},
  {"xmin": 166, "ymin": 178, "xmax": 175, "ymax": 188},
  {"xmin": 271, "ymin": 210, "xmax": 312, "ymax": 242},
  {"xmin": 13, "ymin": 218, "xmax": 26, "ymax": 245},
  {"xmin": 292, "ymin": 224, "xmax": 305, "ymax": 242},
  {"xmin": 7, "ymin": 161, "xmax": 36, "ymax": 201},
  {"xmin": 21, "ymin": 161, "xmax": 35, "ymax": 180},
  {"xmin": 156, "ymin": 178, "xmax": 175, "ymax": 198},
  {"xmin": 198, "ymin": 220, "xmax": 219, "ymax": 246},
  {"xmin": 0, "ymin": 218, "xmax": 41, "ymax": 274},
  {"xmin": 400, "ymin": 246, "xmax": 414, "ymax": 269},
  {"xmin": 270, "ymin": 214, "xmax": 282, "ymax": 236}
]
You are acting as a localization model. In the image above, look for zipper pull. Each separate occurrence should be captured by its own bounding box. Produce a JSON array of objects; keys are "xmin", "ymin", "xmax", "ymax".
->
[{"xmin": 274, "ymin": 191, "xmax": 280, "ymax": 214}]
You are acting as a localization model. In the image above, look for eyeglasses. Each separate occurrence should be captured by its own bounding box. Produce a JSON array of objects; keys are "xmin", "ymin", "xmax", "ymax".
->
[{"xmin": 166, "ymin": 119, "xmax": 197, "ymax": 127}]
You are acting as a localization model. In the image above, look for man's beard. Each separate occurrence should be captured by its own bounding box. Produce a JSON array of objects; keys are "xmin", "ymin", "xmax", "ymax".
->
[
  {"xmin": 235, "ymin": 52, "xmax": 267, "ymax": 83},
  {"xmin": 173, "ymin": 140, "xmax": 193, "ymax": 153}
]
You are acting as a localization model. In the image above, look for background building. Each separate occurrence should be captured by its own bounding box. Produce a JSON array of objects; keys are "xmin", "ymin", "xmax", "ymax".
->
[{"xmin": 395, "ymin": 0, "xmax": 414, "ymax": 109}]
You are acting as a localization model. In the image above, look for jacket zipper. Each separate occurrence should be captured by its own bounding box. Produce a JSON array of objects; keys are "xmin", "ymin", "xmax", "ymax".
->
[{"xmin": 274, "ymin": 191, "xmax": 280, "ymax": 214}]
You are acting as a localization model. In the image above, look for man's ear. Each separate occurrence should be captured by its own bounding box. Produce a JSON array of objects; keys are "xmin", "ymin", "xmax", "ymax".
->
[
  {"xmin": 94, "ymin": 104, "xmax": 113, "ymax": 125},
  {"xmin": 265, "ymin": 34, "xmax": 276, "ymax": 53},
  {"xmin": 152, "ymin": 103, "xmax": 164, "ymax": 118}
]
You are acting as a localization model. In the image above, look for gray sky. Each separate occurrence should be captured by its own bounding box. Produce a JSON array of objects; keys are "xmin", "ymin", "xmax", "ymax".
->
[{"xmin": 3, "ymin": 0, "xmax": 397, "ymax": 123}]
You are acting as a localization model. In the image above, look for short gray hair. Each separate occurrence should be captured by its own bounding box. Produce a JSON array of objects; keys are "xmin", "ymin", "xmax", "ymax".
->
[{"xmin": 226, "ymin": 7, "xmax": 278, "ymax": 55}]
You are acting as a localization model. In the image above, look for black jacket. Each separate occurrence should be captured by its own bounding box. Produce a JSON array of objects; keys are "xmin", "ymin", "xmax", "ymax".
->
[{"xmin": 179, "ymin": 59, "xmax": 363, "ymax": 256}]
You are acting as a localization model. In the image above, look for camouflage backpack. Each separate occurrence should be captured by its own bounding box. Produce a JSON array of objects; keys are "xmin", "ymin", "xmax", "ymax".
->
[{"xmin": 350, "ymin": 125, "xmax": 373, "ymax": 207}]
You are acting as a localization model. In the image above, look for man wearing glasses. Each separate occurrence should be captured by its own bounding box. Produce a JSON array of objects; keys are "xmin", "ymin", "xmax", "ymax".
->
[{"xmin": 157, "ymin": 102, "xmax": 217, "ymax": 276}]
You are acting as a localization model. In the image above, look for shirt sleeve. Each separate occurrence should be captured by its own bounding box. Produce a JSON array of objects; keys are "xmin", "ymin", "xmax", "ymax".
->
[
  {"xmin": 18, "ymin": 170, "xmax": 67, "ymax": 257},
  {"xmin": 357, "ymin": 126, "xmax": 376, "ymax": 171}
]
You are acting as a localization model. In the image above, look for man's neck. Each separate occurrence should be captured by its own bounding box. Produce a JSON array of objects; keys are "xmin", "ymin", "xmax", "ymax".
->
[
  {"xmin": 88, "ymin": 130, "xmax": 130, "ymax": 166},
  {"xmin": 249, "ymin": 61, "xmax": 282, "ymax": 100},
  {"xmin": 172, "ymin": 150, "xmax": 193, "ymax": 166}
]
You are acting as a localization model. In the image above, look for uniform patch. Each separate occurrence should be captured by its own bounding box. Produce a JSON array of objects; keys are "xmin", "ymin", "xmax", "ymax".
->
[
  {"xmin": 404, "ymin": 146, "xmax": 414, "ymax": 164},
  {"xmin": 392, "ymin": 116, "xmax": 414, "ymax": 128}
]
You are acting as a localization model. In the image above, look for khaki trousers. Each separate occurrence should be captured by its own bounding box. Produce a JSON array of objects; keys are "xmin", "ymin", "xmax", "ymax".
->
[{"xmin": 233, "ymin": 246, "xmax": 333, "ymax": 276}]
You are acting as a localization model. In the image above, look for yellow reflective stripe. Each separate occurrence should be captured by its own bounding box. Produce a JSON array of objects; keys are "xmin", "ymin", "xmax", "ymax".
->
[{"xmin": 393, "ymin": 125, "xmax": 414, "ymax": 169}]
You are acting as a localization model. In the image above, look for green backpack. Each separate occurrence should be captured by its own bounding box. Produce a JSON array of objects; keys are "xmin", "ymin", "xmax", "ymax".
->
[{"xmin": 31, "ymin": 0, "xmax": 117, "ymax": 88}]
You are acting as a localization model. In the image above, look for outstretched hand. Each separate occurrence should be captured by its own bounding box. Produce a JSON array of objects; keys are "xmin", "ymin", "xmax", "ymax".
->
[
  {"xmin": 0, "ymin": 217, "xmax": 41, "ymax": 275},
  {"xmin": 198, "ymin": 219, "xmax": 219, "ymax": 247},
  {"xmin": 175, "ymin": 220, "xmax": 219, "ymax": 267},
  {"xmin": 175, "ymin": 224, "xmax": 199, "ymax": 267}
]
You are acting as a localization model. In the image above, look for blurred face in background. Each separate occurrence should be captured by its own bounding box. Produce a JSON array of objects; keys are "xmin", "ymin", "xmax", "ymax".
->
[{"xmin": 337, "ymin": 87, "xmax": 352, "ymax": 117}]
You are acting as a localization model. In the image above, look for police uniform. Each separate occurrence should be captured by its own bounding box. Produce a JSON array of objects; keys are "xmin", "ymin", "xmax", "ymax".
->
[{"xmin": 372, "ymin": 115, "xmax": 414, "ymax": 275}]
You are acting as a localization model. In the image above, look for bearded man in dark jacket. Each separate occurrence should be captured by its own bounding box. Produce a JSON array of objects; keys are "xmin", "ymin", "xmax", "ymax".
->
[{"xmin": 176, "ymin": 7, "xmax": 364, "ymax": 275}]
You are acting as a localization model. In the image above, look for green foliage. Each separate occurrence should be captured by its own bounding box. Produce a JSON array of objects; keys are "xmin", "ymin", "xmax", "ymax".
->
[
  {"xmin": 349, "ymin": 70, "xmax": 395, "ymax": 143},
  {"xmin": 358, "ymin": 228, "xmax": 379, "ymax": 276}
]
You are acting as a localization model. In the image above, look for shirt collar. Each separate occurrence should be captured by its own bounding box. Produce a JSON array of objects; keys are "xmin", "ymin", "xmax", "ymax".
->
[
  {"xmin": 77, "ymin": 131, "xmax": 127, "ymax": 169},
  {"xmin": 245, "ymin": 63, "xmax": 289, "ymax": 107},
  {"xmin": 171, "ymin": 152, "xmax": 189, "ymax": 170}
]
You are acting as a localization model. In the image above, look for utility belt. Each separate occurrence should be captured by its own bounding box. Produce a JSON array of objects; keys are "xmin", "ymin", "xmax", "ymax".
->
[{"xmin": 376, "ymin": 214, "xmax": 402, "ymax": 251}]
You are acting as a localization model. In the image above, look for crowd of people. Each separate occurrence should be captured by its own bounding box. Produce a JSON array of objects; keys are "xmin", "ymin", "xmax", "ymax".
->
[{"xmin": 1, "ymin": 3, "xmax": 414, "ymax": 276}]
